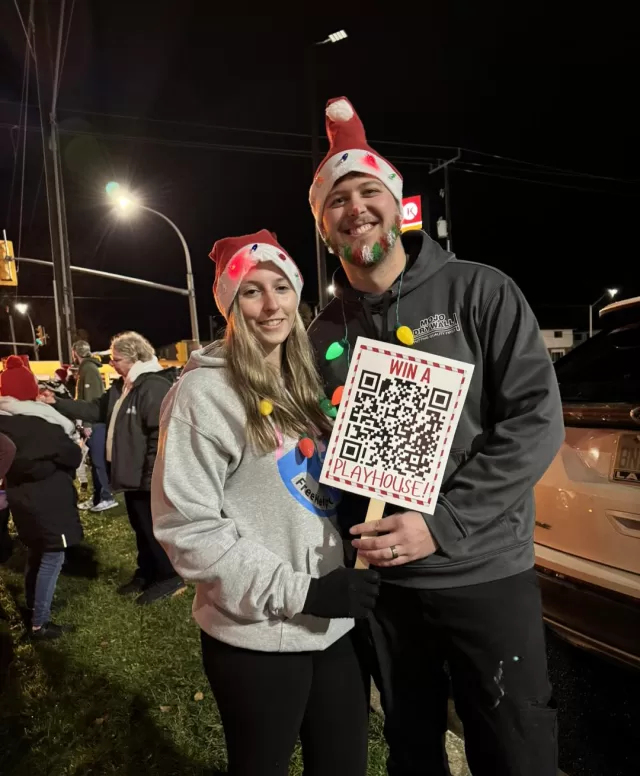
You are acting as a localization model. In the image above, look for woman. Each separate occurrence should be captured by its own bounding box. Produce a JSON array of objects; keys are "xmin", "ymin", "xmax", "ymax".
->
[
  {"xmin": 152, "ymin": 230, "xmax": 380, "ymax": 776},
  {"xmin": 0, "ymin": 355, "xmax": 82, "ymax": 639},
  {"xmin": 40, "ymin": 332, "xmax": 183, "ymax": 605}
]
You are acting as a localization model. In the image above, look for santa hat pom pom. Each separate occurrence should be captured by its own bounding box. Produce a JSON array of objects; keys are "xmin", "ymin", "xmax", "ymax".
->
[{"xmin": 326, "ymin": 99, "xmax": 354, "ymax": 123}]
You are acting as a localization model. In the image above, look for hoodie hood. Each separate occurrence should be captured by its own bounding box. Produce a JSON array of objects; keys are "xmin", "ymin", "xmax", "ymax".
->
[
  {"xmin": 0, "ymin": 396, "xmax": 77, "ymax": 438},
  {"xmin": 180, "ymin": 342, "xmax": 227, "ymax": 379}
]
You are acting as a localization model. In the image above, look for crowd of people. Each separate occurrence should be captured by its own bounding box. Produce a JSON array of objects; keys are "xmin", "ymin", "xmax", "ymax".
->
[{"xmin": 1, "ymin": 97, "xmax": 564, "ymax": 776}]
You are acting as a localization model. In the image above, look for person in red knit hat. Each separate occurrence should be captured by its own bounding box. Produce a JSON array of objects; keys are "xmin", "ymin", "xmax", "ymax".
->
[
  {"xmin": 307, "ymin": 97, "xmax": 563, "ymax": 776},
  {"xmin": 0, "ymin": 355, "xmax": 39, "ymax": 401},
  {"xmin": 0, "ymin": 354, "xmax": 83, "ymax": 640},
  {"xmin": 152, "ymin": 229, "xmax": 379, "ymax": 776}
]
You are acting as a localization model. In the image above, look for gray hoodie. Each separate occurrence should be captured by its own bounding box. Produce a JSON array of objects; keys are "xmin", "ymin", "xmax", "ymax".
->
[{"xmin": 151, "ymin": 345, "xmax": 352, "ymax": 652}]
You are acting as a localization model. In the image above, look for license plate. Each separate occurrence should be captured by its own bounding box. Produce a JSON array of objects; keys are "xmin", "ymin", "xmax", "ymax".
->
[{"xmin": 612, "ymin": 433, "xmax": 640, "ymax": 484}]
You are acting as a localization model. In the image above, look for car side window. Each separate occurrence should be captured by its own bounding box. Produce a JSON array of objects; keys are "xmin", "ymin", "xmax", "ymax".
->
[{"xmin": 554, "ymin": 323, "xmax": 640, "ymax": 403}]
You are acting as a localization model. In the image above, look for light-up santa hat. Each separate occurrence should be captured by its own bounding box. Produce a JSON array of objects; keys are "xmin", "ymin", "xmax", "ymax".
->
[
  {"xmin": 209, "ymin": 229, "xmax": 304, "ymax": 318},
  {"xmin": 309, "ymin": 97, "xmax": 404, "ymax": 228}
]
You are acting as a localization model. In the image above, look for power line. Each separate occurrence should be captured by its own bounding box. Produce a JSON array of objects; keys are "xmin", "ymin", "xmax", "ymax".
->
[
  {"xmin": 17, "ymin": 11, "xmax": 32, "ymax": 259},
  {"xmin": 0, "ymin": 97, "xmax": 633, "ymax": 184},
  {"xmin": 0, "ymin": 121, "xmax": 440, "ymax": 167},
  {"xmin": 456, "ymin": 166, "xmax": 640, "ymax": 198},
  {"xmin": 11, "ymin": 0, "xmax": 36, "ymax": 59},
  {"xmin": 51, "ymin": 0, "xmax": 76, "ymax": 116},
  {"xmin": 460, "ymin": 152, "xmax": 637, "ymax": 184}
]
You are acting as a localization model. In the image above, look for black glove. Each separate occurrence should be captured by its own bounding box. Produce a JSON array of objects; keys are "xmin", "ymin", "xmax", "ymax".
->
[{"xmin": 302, "ymin": 567, "xmax": 381, "ymax": 619}]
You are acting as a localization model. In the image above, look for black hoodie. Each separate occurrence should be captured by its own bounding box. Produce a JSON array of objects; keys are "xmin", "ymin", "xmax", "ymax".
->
[{"xmin": 308, "ymin": 231, "xmax": 564, "ymax": 589}]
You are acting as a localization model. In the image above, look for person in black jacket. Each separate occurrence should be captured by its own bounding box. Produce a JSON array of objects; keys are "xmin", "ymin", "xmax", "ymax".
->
[
  {"xmin": 307, "ymin": 99, "xmax": 564, "ymax": 776},
  {"xmin": 40, "ymin": 331, "xmax": 184, "ymax": 606},
  {"xmin": 0, "ymin": 356, "xmax": 82, "ymax": 640},
  {"xmin": 0, "ymin": 432, "xmax": 16, "ymax": 562},
  {"xmin": 71, "ymin": 340, "xmax": 117, "ymax": 513}
]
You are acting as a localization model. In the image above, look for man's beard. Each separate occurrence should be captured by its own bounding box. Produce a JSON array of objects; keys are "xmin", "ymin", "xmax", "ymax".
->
[{"xmin": 325, "ymin": 213, "xmax": 402, "ymax": 268}]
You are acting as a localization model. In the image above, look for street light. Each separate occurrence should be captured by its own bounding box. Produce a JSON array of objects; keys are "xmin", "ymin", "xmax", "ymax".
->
[
  {"xmin": 589, "ymin": 288, "xmax": 619, "ymax": 338},
  {"xmin": 106, "ymin": 183, "xmax": 200, "ymax": 344},
  {"xmin": 327, "ymin": 284, "xmax": 335, "ymax": 296},
  {"xmin": 14, "ymin": 302, "xmax": 40, "ymax": 360},
  {"xmin": 309, "ymin": 30, "xmax": 349, "ymax": 311}
]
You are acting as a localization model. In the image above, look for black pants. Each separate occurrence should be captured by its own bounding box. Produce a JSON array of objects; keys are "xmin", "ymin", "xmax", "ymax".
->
[
  {"xmin": 201, "ymin": 630, "xmax": 370, "ymax": 776},
  {"xmin": 124, "ymin": 490, "xmax": 175, "ymax": 584},
  {"xmin": 369, "ymin": 568, "xmax": 557, "ymax": 776}
]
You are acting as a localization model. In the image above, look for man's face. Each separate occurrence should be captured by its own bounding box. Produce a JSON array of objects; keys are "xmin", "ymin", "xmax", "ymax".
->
[
  {"xmin": 321, "ymin": 174, "xmax": 402, "ymax": 267},
  {"xmin": 71, "ymin": 349, "xmax": 79, "ymax": 365}
]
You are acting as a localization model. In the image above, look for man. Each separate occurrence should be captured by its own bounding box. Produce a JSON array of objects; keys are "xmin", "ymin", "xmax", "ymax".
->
[
  {"xmin": 307, "ymin": 98, "xmax": 564, "ymax": 776},
  {"xmin": 72, "ymin": 341, "xmax": 117, "ymax": 513}
]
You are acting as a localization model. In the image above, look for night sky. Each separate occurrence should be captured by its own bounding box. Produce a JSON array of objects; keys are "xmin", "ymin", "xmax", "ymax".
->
[{"xmin": 1, "ymin": 2, "xmax": 638, "ymax": 355}]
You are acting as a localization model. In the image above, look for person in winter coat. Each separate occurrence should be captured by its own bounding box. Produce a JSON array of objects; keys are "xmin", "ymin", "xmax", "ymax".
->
[
  {"xmin": 71, "ymin": 340, "xmax": 117, "ymax": 513},
  {"xmin": 0, "ymin": 355, "xmax": 82, "ymax": 640},
  {"xmin": 152, "ymin": 230, "xmax": 379, "ymax": 776},
  {"xmin": 40, "ymin": 332, "xmax": 183, "ymax": 606},
  {"xmin": 0, "ymin": 432, "xmax": 16, "ymax": 562},
  {"xmin": 307, "ymin": 98, "xmax": 564, "ymax": 776}
]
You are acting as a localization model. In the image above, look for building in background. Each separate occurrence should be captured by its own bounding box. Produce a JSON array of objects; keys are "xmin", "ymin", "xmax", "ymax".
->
[{"xmin": 541, "ymin": 329, "xmax": 574, "ymax": 361}]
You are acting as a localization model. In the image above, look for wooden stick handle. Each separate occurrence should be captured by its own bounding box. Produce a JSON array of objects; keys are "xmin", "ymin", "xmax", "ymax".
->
[{"xmin": 354, "ymin": 498, "xmax": 385, "ymax": 570}]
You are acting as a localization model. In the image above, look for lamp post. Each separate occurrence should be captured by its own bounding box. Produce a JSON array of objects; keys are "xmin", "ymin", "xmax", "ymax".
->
[
  {"xmin": 309, "ymin": 30, "xmax": 348, "ymax": 311},
  {"xmin": 14, "ymin": 302, "xmax": 39, "ymax": 360},
  {"xmin": 106, "ymin": 184, "xmax": 200, "ymax": 344},
  {"xmin": 589, "ymin": 288, "xmax": 618, "ymax": 338}
]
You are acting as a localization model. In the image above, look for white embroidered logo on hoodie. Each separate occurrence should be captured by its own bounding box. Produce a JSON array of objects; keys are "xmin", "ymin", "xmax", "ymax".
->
[{"xmin": 413, "ymin": 312, "xmax": 461, "ymax": 343}]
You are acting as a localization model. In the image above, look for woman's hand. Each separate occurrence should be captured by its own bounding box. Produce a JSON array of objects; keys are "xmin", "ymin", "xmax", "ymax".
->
[{"xmin": 37, "ymin": 389, "xmax": 55, "ymax": 405}]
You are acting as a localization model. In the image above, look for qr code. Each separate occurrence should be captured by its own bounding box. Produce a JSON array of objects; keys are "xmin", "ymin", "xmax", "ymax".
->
[{"xmin": 339, "ymin": 371, "xmax": 452, "ymax": 479}]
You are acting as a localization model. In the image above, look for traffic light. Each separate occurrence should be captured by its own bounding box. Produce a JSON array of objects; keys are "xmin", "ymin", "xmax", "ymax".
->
[{"xmin": 0, "ymin": 238, "xmax": 17, "ymax": 286}]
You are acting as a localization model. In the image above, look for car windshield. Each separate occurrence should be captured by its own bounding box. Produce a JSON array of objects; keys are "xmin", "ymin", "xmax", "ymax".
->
[{"xmin": 554, "ymin": 322, "xmax": 640, "ymax": 403}]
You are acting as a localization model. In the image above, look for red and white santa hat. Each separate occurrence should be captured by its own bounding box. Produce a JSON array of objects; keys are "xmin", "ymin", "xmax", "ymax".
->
[
  {"xmin": 209, "ymin": 229, "xmax": 304, "ymax": 317},
  {"xmin": 309, "ymin": 97, "xmax": 404, "ymax": 227}
]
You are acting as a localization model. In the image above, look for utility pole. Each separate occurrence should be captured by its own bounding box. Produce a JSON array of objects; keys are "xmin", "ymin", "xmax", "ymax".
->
[
  {"xmin": 443, "ymin": 164, "xmax": 453, "ymax": 252},
  {"xmin": 32, "ymin": 0, "xmax": 75, "ymax": 362},
  {"xmin": 308, "ymin": 46, "xmax": 329, "ymax": 310}
]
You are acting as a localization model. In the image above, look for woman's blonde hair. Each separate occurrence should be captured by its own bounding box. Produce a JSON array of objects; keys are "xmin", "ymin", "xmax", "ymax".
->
[
  {"xmin": 111, "ymin": 331, "xmax": 155, "ymax": 363},
  {"xmin": 222, "ymin": 299, "xmax": 332, "ymax": 455}
]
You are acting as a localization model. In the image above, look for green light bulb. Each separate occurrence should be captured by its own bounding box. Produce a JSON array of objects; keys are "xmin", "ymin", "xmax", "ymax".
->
[{"xmin": 325, "ymin": 341, "xmax": 345, "ymax": 361}]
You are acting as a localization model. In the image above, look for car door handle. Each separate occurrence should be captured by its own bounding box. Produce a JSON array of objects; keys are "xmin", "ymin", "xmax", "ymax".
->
[{"xmin": 606, "ymin": 510, "xmax": 640, "ymax": 539}]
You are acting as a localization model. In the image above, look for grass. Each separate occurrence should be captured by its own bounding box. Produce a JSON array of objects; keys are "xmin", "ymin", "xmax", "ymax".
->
[{"xmin": 0, "ymin": 499, "xmax": 389, "ymax": 775}]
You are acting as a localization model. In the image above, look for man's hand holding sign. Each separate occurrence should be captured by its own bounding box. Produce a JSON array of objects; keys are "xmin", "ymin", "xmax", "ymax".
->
[
  {"xmin": 319, "ymin": 336, "xmax": 474, "ymax": 570},
  {"xmin": 351, "ymin": 510, "xmax": 438, "ymax": 568}
]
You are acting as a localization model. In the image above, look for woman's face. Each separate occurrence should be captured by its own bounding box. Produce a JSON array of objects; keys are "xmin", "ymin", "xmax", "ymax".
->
[
  {"xmin": 237, "ymin": 263, "xmax": 298, "ymax": 361},
  {"xmin": 111, "ymin": 348, "xmax": 135, "ymax": 378}
]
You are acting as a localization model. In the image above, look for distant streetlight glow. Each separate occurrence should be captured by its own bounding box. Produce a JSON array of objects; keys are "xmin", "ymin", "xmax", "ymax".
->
[
  {"xmin": 105, "ymin": 182, "xmax": 199, "ymax": 343},
  {"xmin": 117, "ymin": 196, "xmax": 137, "ymax": 211},
  {"xmin": 327, "ymin": 284, "xmax": 335, "ymax": 295},
  {"xmin": 589, "ymin": 287, "xmax": 620, "ymax": 338},
  {"xmin": 14, "ymin": 302, "xmax": 28, "ymax": 315}
]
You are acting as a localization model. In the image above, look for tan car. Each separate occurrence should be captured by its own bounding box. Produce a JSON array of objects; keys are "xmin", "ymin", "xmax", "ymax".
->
[{"xmin": 535, "ymin": 295, "xmax": 640, "ymax": 669}]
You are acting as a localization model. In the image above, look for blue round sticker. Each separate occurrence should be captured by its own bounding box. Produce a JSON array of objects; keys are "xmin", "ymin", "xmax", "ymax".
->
[{"xmin": 276, "ymin": 439, "xmax": 341, "ymax": 518}]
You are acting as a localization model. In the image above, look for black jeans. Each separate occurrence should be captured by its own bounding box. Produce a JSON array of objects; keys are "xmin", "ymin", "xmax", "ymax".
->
[
  {"xmin": 201, "ymin": 630, "xmax": 370, "ymax": 776},
  {"xmin": 369, "ymin": 568, "xmax": 557, "ymax": 776},
  {"xmin": 124, "ymin": 490, "xmax": 176, "ymax": 584}
]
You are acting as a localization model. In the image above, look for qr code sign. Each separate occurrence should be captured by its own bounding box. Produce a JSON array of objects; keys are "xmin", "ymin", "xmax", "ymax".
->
[
  {"xmin": 340, "ymin": 371, "xmax": 452, "ymax": 479},
  {"xmin": 320, "ymin": 337, "xmax": 474, "ymax": 514}
]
